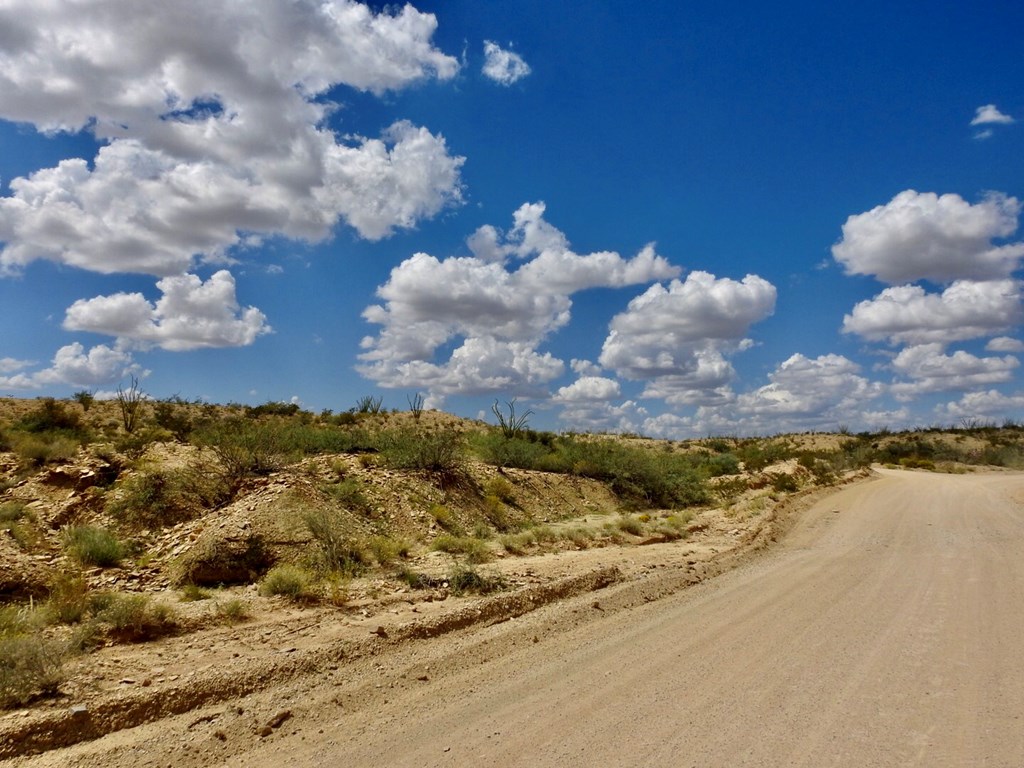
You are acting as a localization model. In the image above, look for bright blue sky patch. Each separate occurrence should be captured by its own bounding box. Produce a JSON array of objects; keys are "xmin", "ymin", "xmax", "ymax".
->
[{"xmin": 0, "ymin": 0, "xmax": 1022, "ymax": 436}]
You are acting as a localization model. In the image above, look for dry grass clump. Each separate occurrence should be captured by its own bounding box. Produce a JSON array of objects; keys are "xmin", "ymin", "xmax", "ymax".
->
[{"xmin": 60, "ymin": 525, "xmax": 126, "ymax": 567}]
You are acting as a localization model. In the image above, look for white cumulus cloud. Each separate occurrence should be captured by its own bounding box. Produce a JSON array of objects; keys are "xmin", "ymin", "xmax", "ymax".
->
[
  {"xmin": 842, "ymin": 279, "xmax": 1023, "ymax": 345},
  {"xmin": 0, "ymin": 343, "xmax": 137, "ymax": 389},
  {"xmin": 482, "ymin": 41, "xmax": 532, "ymax": 86},
  {"xmin": 831, "ymin": 191, "xmax": 1024, "ymax": 284},
  {"xmin": 889, "ymin": 344, "xmax": 1018, "ymax": 400},
  {"xmin": 0, "ymin": 1, "xmax": 464, "ymax": 277},
  {"xmin": 986, "ymin": 336, "xmax": 1024, "ymax": 353},
  {"xmin": 971, "ymin": 104, "xmax": 1015, "ymax": 126},
  {"xmin": 938, "ymin": 390, "xmax": 1024, "ymax": 421},
  {"xmin": 598, "ymin": 271, "xmax": 775, "ymax": 394},
  {"xmin": 554, "ymin": 376, "xmax": 622, "ymax": 403},
  {"xmin": 64, "ymin": 270, "xmax": 271, "ymax": 351},
  {"xmin": 359, "ymin": 203, "xmax": 679, "ymax": 399}
]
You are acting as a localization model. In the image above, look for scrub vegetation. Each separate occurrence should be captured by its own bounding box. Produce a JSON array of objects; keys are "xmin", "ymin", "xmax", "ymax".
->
[{"xmin": 1, "ymin": 393, "xmax": 1023, "ymax": 707}]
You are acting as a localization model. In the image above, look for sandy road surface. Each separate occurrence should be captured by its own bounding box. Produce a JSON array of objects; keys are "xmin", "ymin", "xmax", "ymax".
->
[{"xmin": 20, "ymin": 469, "xmax": 1024, "ymax": 767}]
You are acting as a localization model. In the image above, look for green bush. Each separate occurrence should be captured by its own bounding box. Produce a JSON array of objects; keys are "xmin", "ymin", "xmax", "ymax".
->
[
  {"xmin": 320, "ymin": 477, "xmax": 372, "ymax": 513},
  {"xmin": 106, "ymin": 466, "xmax": 228, "ymax": 528},
  {"xmin": 95, "ymin": 594, "xmax": 177, "ymax": 642},
  {"xmin": 259, "ymin": 565, "xmax": 315, "ymax": 601},
  {"xmin": 44, "ymin": 573, "xmax": 90, "ymax": 625},
  {"xmin": 431, "ymin": 534, "xmax": 492, "ymax": 563},
  {"xmin": 302, "ymin": 508, "xmax": 368, "ymax": 575},
  {"xmin": 16, "ymin": 398, "xmax": 83, "ymax": 435},
  {"xmin": 0, "ymin": 634, "xmax": 66, "ymax": 708},
  {"xmin": 380, "ymin": 426, "xmax": 465, "ymax": 481},
  {"xmin": 10, "ymin": 433, "xmax": 81, "ymax": 466},
  {"xmin": 446, "ymin": 564, "xmax": 505, "ymax": 595},
  {"xmin": 61, "ymin": 525, "xmax": 125, "ymax": 567},
  {"xmin": 471, "ymin": 432, "xmax": 552, "ymax": 470}
]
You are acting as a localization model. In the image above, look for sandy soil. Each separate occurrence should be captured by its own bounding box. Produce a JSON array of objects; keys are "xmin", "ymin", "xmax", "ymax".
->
[{"xmin": 11, "ymin": 467, "xmax": 1024, "ymax": 766}]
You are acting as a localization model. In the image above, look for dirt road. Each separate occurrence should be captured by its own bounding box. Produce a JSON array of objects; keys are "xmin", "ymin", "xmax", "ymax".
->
[{"xmin": 20, "ymin": 469, "xmax": 1024, "ymax": 767}]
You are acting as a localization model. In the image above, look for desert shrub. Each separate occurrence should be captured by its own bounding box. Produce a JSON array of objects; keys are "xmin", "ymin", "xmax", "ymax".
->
[
  {"xmin": 431, "ymin": 534, "xmax": 491, "ymax": 563},
  {"xmin": 96, "ymin": 594, "xmax": 177, "ymax": 642},
  {"xmin": 10, "ymin": 432, "xmax": 81, "ymax": 466},
  {"xmin": 215, "ymin": 598, "xmax": 250, "ymax": 624},
  {"xmin": 567, "ymin": 526, "xmax": 595, "ymax": 547},
  {"xmin": 61, "ymin": 525, "xmax": 125, "ymax": 567},
  {"xmin": 499, "ymin": 531, "xmax": 534, "ymax": 555},
  {"xmin": 471, "ymin": 432, "xmax": 552, "ymax": 470},
  {"xmin": 0, "ymin": 634, "xmax": 66, "ymax": 708},
  {"xmin": 379, "ymin": 426, "xmax": 465, "ymax": 482},
  {"xmin": 446, "ymin": 564, "xmax": 505, "ymax": 595},
  {"xmin": 179, "ymin": 584, "xmax": 212, "ymax": 602},
  {"xmin": 484, "ymin": 476, "xmax": 516, "ymax": 504},
  {"xmin": 481, "ymin": 494, "xmax": 511, "ymax": 531},
  {"xmin": 770, "ymin": 473, "xmax": 799, "ymax": 493},
  {"xmin": 302, "ymin": 508, "xmax": 368, "ymax": 575},
  {"xmin": 427, "ymin": 504, "xmax": 461, "ymax": 534},
  {"xmin": 192, "ymin": 417, "xmax": 297, "ymax": 485},
  {"xmin": 395, "ymin": 567, "xmax": 446, "ymax": 590},
  {"xmin": 259, "ymin": 565, "xmax": 315, "ymax": 601},
  {"xmin": 354, "ymin": 395, "xmax": 384, "ymax": 414},
  {"xmin": 245, "ymin": 401, "xmax": 301, "ymax": 418},
  {"xmin": 106, "ymin": 466, "xmax": 229, "ymax": 528},
  {"xmin": 152, "ymin": 401, "xmax": 195, "ymax": 441},
  {"xmin": 0, "ymin": 501, "xmax": 36, "ymax": 550},
  {"xmin": 367, "ymin": 536, "xmax": 408, "ymax": 565},
  {"xmin": 115, "ymin": 377, "xmax": 147, "ymax": 434},
  {"xmin": 193, "ymin": 417, "xmax": 377, "ymax": 489},
  {"xmin": 617, "ymin": 515, "xmax": 645, "ymax": 536},
  {"xmin": 554, "ymin": 438, "xmax": 709, "ymax": 509},
  {"xmin": 703, "ymin": 452, "xmax": 741, "ymax": 477},
  {"xmin": 44, "ymin": 573, "xmax": 90, "ymax": 625},
  {"xmin": 320, "ymin": 477, "xmax": 372, "ymax": 514},
  {"xmin": 16, "ymin": 398, "xmax": 83, "ymax": 435},
  {"xmin": 734, "ymin": 440, "xmax": 793, "ymax": 472},
  {"xmin": 174, "ymin": 532, "xmax": 273, "ymax": 586}
]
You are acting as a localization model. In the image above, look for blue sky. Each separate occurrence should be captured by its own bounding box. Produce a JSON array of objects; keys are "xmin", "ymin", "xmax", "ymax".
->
[{"xmin": 1, "ymin": 0, "xmax": 1022, "ymax": 437}]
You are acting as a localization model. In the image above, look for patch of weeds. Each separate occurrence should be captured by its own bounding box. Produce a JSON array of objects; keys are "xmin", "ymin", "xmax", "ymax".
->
[
  {"xmin": 446, "ymin": 564, "xmax": 505, "ymax": 596},
  {"xmin": 380, "ymin": 426, "xmax": 466, "ymax": 485},
  {"xmin": 0, "ymin": 634, "xmax": 67, "ymax": 709},
  {"xmin": 428, "ymin": 504, "xmax": 462, "ymax": 533},
  {"xmin": 61, "ymin": 525, "xmax": 125, "ymax": 567},
  {"xmin": 617, "ymin": 515, "xmax": 645, "ymax": 536},
  {"xmin": 564, "ymin": 525, "xmax": 596, "ymax": 547},
  {"xmin": 10, "ymin": 433, "xmax": 81, "ymax": 467},
  {"xmin": 770, "ymin": 473, "xmax": 799, "ymax": 493},
  {"xmin": 44, "ymin": 573, "xmax": 90, "ymax": 625},
  {"xmin": 498, "ymin": 531, "xmax": 534, "ymax": 555},
  {"xmin": 320, "ymin": 477, "xmax": 373, "ymax": 514},
  {"xmin": 179, "ymin": 584, "xmax": 213, "ymax": 602},
  {"xmin": 395, "ymin": 567, "xmax": 446, "ymax": 590},
  {"xmin": 215, "ymin": 598, "xmax": 250, "ymax": 624},
  {"xmin": 302, "ymin": 508, "xmax": 368, "ymax": 575},
  {"xmin": 0, "ymin": 501, "xmax": 38, "ymax": 550},
  {"xmin": 106, "ymin": 465, "xmax": 229, "ymax": 528},
  {"xmin": 95, "ymin": 594, "xmax": 177, "ymax": 642},
  {"xmin": 481, "ymin": 494, "xmax": 511, "ymax": 531},
  {"xmin": 259, "ymin": 564, "xmax": 316, "ymax": 601},
  {"xmin": 484, "ymin": 476, "xmax": 516, "ymax": 504},
  {"xmin": 367, "ymin": 535, "xmax": 408, "ymax": 566},
  {"xmin": 431, "ymin": 535, "xmax": 492, "ymax": 563}
]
